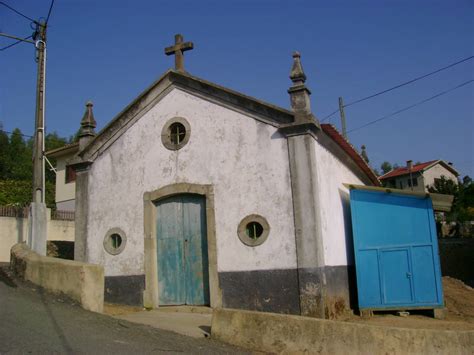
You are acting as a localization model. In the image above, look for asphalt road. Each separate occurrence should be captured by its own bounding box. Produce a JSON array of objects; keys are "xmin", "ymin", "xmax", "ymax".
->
[{"xmin": 0, "ymin": 266, "xmax": 247, "ymax": 354}]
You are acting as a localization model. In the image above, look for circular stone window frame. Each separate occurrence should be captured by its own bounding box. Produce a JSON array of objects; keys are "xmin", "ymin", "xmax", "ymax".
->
[
  {"xmin": 237, "ymin": 214, "xmax": 270, "ymax": 247},
  {"xmin": 103, "ymin": 227, "xmax": 127, "ymax": 256},
  {"xmin": 161, "ymin": 117, "xmax": 191, "ymax": 151}
]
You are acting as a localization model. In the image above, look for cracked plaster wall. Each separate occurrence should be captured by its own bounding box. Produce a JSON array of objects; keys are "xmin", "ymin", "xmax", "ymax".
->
[
  {"xmin": 313, "ymin": 136, "xmax": 365, "ymax": 267},
  {"xmin": 86, "ymin": 88, "xmax": 297, "ymax": 277}
]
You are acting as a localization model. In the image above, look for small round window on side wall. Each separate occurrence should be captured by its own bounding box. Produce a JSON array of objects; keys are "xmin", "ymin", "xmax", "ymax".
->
[
  {"xmin": 104, "ymin": 228, "xmax": 127, "ymax": 255},
  {"xmin": 161, "ymin": 117, "xmax": 191, "ymax": 150},
  {"xmin": 237, "ymin": 214, "xmax": 270, "ymax": 246}
]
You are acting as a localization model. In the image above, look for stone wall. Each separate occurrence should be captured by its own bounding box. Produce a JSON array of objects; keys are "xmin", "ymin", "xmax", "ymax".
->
[
  {"xmin": 10, "ymin": 243, "xmax": 104, "ymax": 313},
  {"xmin": 438, "ymin": 238, "xmax": 474, "ymax": 287},
  {"xmin": 212, "ymin": 308, "xmax": 474, "ymax": 354},
  {"xmin": 0, "ymin": 210, "xmax": 74, "ymax": 262}
]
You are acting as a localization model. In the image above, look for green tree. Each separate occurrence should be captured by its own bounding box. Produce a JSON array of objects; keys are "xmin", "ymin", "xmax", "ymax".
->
[
  {"xmin": 380, "ymin": 161, "xmax": 392, "ymax": 174},
  {"xmin": 0, "ymin": 123, "xmax": 9, "ymax": 179},
  {"xmin": 7, "ymin": 128, "xmax": 32, "ymax": 181},
  {"xmin": 428, "ymin": 175, "xmax": 474, "ymax": 223},
  {"xmin": 0, "ymin": 127, "xmax": 70, "ymax": 208},
  {"xmin": 427, "ymin": 176, "xmax": 458, "ymax": 196}
]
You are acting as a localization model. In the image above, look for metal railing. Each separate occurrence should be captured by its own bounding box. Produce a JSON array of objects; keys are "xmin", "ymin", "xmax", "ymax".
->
[{"xmin": 0, "ymin": 206, "xmax": 74, "ymax": 221}]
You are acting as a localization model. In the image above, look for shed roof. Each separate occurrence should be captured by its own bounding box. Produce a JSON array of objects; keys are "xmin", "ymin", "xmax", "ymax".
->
[{"xmin": 45, "ymin": 142, "xmax": 79, "ymax": 158}]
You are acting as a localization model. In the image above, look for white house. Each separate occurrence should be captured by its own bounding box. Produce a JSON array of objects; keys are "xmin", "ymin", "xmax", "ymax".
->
[
  {"xmin": 379, "ymin": 160, "xmax": 459, "ymax": 193},
  {"xmin": 67, "ymin": 36, "xmax": 379, "ymax": 318},
  {"xmin": 46, "ymin": 143, "xmax": 79, "ymax": 211}
]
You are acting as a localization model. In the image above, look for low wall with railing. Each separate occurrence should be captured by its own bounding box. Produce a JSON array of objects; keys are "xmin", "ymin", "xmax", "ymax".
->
[{"xmin": 0, "ymin": 206, "xmax": 75, "ymax": 262}]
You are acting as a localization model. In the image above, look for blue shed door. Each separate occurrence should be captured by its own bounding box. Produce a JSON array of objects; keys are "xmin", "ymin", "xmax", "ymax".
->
[
  {"xmin": 155, "ymin": 195, "xmax": 209, "ymax": 306},
  {"xmin": 380, "ymin": 249, "xmax": 413, "ymax": 304},
  {"xmin": 350, "ymin": 189, "xmax": 444, "ymax": 310}
]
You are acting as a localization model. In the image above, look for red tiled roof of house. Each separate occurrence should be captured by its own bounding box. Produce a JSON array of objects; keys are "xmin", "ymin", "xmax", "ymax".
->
[
  {"xmin": 379, "ymin": 160, "xmax": 438, "ymax": 180},
  {"xmin": 321, "ymin": 124, "xmax": 380, "ymax": 186}
]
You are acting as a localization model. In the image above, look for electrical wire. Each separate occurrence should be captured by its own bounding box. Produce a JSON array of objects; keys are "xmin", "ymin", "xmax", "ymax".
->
[
  {"xmin": 0, "ymin": 1, "xmax": 36, "ymax": 23},
  {"xmin": 347, "ymin": 79, "xmax": 474, "ymax": 134},
  {"xmin": 45, "ymin": 0, "xmax": 55, "ymax": 25},
  {"xmin": 345, "ymin": 56, "xmax": 473, "ymax": 108},
  {"xmin": 0, "ymin": 129, "xmax": 34, "ymax": 138},
  {"xmin": 321, "ymin": 109, "xmax": 339, "ymax": 122},
  {"xmin": 321, "ymin": 55, "xmax": 474, "ymax": 122},
  {"xmin": 0, "ymin": 34, "xmax": 33, "ymax": 51}
]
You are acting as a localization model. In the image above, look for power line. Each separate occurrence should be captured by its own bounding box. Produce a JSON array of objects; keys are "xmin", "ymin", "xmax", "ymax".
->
[
  {"xmin": 0, "ymin": 129, "xmax": 34, "ymax": 138},
  {"xmin": 0, "ymin": 1, "xmax": 36, "ymax": 23},
  {"xmin": 0, "ymin": 34, "xmax": 32, "ymax": 51},
  {"xmin": 347, "ymin": 79, "xmax": 474, "ymax": 134},
  {"xmin": 345, "ymin": 56, "xmax": 474, "ymax": 108},
  {"xmin": 321, "ymin": 109, "xmax": 339, "ymax": 122},
  {"xmin": 45, "ymin": 0, "xmax": 55, "ymax": 24},
  {"xmin": 321, "ymin": 55, "xmax": 474, "ymax": 122}
]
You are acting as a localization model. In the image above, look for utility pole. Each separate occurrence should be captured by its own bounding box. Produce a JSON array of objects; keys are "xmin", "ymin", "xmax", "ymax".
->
[
  {"xmin": 1, "ymin": 2, "xmax": 53, "ymax": 256},
  {"xmin": 28, "ymin": 20, "xmax": 48, "ymax": 255},
  {"xmin": 32, "ymin": 21, "xmax": 46, "ymax": 204},
  {"xmin": 339, "ymin": 97, "xmax": 347, "ymax": 139}
]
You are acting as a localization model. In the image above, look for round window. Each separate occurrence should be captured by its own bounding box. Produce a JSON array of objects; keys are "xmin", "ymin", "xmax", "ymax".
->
[
  {"xmin": 169, "ymin": 122, "xmax": 186, "ymax": 145},
  {"xmin": 103, "ymin": 228, "xmax": 127, "ymax": 255},
  {"xmin": 161, "ymin": 117, "xmax": 191, "ymax": 150},
  {"xmin": 237, "ymin": 215, "xmax": 270, "ymax": 246},
  {"xmin": 246, "ymin": 222, "xmax": 264, "ymax": 239}
]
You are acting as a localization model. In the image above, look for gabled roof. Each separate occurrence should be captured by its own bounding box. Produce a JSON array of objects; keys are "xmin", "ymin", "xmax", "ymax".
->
[
  {"xmin": 321, "ymin": 124, "xmax": 380, "ymax": 186},
  {"xmin": 379, "ymin": 160, "xmax": 459, "ymax": 180},
  {"xmin": 72, "ymin": 69, "xmax": 379, "ymax": 187},
  {"xmin": 45, "ymin": 142, "xmax": 79, "ymax": 158},
  {"xmin": 79, "ymin": 69, "xmax": 294, "ymax": 160}
]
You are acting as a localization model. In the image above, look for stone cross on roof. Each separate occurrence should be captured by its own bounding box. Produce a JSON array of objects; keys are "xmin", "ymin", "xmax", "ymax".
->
[{"xmin": 164, "ymin": 34, "xmax": 194, "ymax": 72}]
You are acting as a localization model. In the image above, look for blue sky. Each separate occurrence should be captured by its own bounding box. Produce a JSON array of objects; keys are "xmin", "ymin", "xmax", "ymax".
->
[{"xmin": 1, "ymin": 0, "xmax": 473, "ymax": 176}]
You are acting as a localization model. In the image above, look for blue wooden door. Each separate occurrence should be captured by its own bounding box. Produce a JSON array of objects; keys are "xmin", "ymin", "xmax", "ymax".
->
[{"xmin": 156, "ymin": 195, "xmax": 209, "ymax": 306}]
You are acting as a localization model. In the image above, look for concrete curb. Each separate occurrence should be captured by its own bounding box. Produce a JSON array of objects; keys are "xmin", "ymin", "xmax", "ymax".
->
[
  {"xmin": 10, "ymin": 243, "xmax": 104, "ymax": 313},
  {"xmin": 211, "ymin": 308, "xmax": 474, "ymax": 354}
]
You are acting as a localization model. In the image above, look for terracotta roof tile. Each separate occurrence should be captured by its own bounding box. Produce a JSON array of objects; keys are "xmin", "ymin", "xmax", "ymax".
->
[
  {"xmin": 321, "ymin": 124, "xmax": 380, "ymax": 186},
  {"xmin": 379, "ymin": 160, "xmax": 438, "ymax": 180}
]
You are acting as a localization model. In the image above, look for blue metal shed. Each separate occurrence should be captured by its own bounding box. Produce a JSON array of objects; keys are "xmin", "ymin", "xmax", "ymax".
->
[{"xmin": 348, "ymin": 185, "xmax": 444, "ymax": 311}]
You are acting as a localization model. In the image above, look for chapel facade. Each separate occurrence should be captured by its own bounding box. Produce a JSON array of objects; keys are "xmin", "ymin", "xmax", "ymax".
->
[{"xmin": 69, "ymin": 34, "xmax": 379, "ymax": 318}]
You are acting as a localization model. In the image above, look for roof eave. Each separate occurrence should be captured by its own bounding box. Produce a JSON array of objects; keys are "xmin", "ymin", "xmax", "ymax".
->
[{"xmin": 45, "ymin": 143, "xmax": 79, "ymax": 158}]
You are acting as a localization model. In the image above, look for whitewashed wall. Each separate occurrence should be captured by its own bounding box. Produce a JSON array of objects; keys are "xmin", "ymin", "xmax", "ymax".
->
[
  {"xmin": 313, "ymin": 135, "xmax": 365, "ymax": 267},
  {"xmin": 55, "ymin": 157, "xmax": 76, "ymax": 210},
  {"xmin": 86, "ymin": 88, "xmax": 297, "ymax": 277},
  {"xmin": 0, "ymin": 214, "xmax": 74, "ymax": 262},
  {"xmin": 423, "ymin": 163, "xmax": 458, "ymax": 189}
]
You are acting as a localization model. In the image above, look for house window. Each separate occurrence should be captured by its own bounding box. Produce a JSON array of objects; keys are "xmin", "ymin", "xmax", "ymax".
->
[
  {"xmin": 399, "ymin": 181, "xmax": 403, "ymax": 189},
  {"xmin": 103, "ymin": 228, "xmax": 127, "ymax": 255},
  {"xmin": 412, "ymin": 178, "xmax": 418, "ymax": 187},
  {"xmin": 161, "ymin": 117, "xmax": 191, "ymax": 150},
  {"xmin": 237, "ymin": 214, "xmax": 270, "ymax": 246},
  {"xmin": 65, "ymin": 165, "xmax": 76, "ymax": 184}
]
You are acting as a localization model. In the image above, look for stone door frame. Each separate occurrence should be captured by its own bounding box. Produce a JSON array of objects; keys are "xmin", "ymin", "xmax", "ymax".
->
[{"xmin": 143, "ymin": 183, "xmax": 221, "ymax": 308}]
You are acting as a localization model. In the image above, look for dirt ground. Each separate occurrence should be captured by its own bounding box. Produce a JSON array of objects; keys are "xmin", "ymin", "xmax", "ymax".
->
[
  {"xmin": 343, "ymin": 276, "xmax": 474, "ymax": 330},
  {"xmin": 103, "ymin": 303, "xmax": 144, "ymax": 316}
]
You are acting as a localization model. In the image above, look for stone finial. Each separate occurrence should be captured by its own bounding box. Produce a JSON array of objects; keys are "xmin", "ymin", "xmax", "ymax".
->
[
  {"xmin": 361, "ymin": 145, "xmax": 369, "ymax": 163},
  {"xmin": 287, "ymin": 51, "xmax": 320, "ymax": 126},
  {"xmin": 79, "ymin": 101, "xmax": 97, "ymax": 150},
  {"xmin": 79, "ymin": 101, "xmax": 97, "ymax": 137},
  {"xmin": 290, "ymin": 51, "xmax": 307, "ymax": 85}
]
